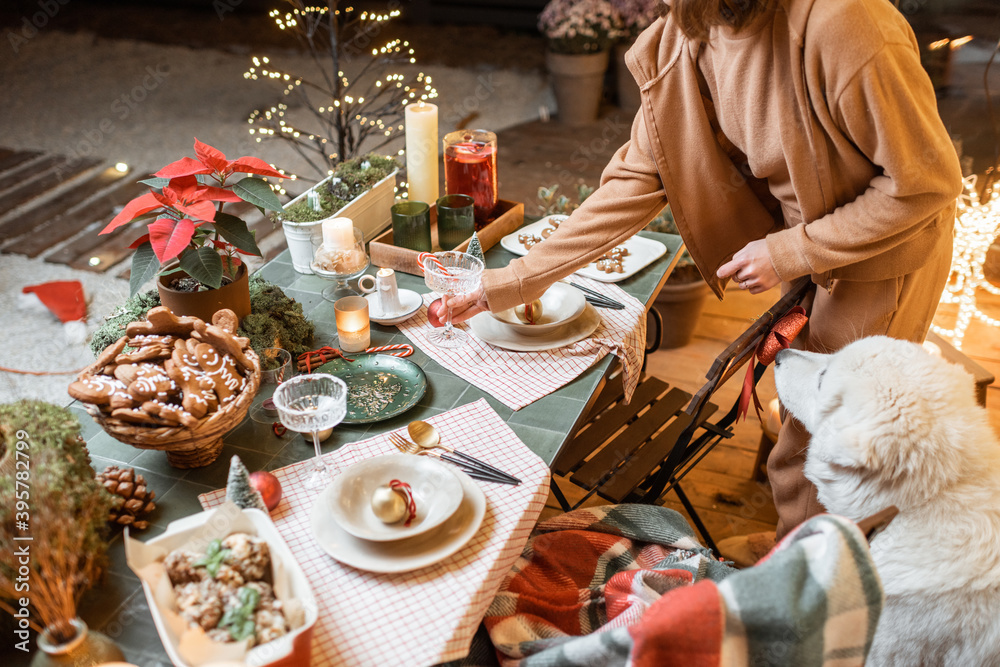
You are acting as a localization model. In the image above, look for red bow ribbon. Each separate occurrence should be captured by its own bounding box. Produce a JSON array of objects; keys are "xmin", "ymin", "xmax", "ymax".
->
[
  {"xmin": 296, "ymin": 344, "xmax": 415, "ymax": 373},
  {"xmin": 737, "ymin": 305, "xmax": 808, "ymax": 422}
]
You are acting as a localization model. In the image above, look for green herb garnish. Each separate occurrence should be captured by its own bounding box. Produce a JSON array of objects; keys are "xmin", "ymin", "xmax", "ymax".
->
[
  {"xmin": 219, "ymin": 586, "xmax": 261, "ymax": 642},
  {"xmin": 192, "ymin": 539, "xmax": 232, "ymax": 578}
]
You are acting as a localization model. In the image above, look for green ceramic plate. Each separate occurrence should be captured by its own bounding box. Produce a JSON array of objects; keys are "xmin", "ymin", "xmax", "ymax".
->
[{"xmin": 315, "ymin": 354, "xmax": 427, "ymax": 424}]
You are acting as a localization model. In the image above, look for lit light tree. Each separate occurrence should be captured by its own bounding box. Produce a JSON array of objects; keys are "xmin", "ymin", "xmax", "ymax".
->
[{"xmin": 245, "ymin": 1, "xmax": 438, "ymax": 182}]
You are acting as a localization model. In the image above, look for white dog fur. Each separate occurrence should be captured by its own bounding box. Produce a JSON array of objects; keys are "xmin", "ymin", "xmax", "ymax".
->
[{"xmin": 774, "ymin": 336, "xmax": 1000, "ymax": 666}]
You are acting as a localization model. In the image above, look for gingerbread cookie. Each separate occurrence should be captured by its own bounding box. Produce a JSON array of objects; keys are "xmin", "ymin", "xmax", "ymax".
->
[
  {"xmin": 111, "ymin": 407, "xmax": 170, "ymax": 426},
  {"xmin": 191, "ymin": 322, "xmax": 253, "ymax": 374},
  {"xmin": 194, "ymin": 343, "xmax": 244, "ymax": 405},
  {"xmin": 211, "ymin": 309, "xmax": 239, "ymax": 335},
  {"xmin": 142, "ymin": 401, "xmax": 198, "ymax": 428},
  {"xmin": 127, "ymin": 365, "xmax": 178, "ymax": 402},
  {"xmin": 115, "ymin": 344, "xmax": 172, "ymax": 365},
  {"xmin": 518, "ymin": 234, "xmax": 542, "ymax": 250},
  {"xmin": 127, "ymin": 334, "xmax": 180, "ymax": 349},
  {"xmin": 94, "ymin": 337, "xmax": 129, "ymax": 371},
  {"xmin": 166, "ymin": 359, "xmax": 218, "ymax": 419},
  {"xmin": 69, "ymin": 375, "xmax": 132, "ymax": 407},
  {"xmin": 126, "ymin": 307, "xmax": 202, "ymax": 338}
]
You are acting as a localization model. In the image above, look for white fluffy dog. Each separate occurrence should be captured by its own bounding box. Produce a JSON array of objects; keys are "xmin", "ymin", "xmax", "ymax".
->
[{"xmin": 773, "ymin": 336, "xmax": 1000, "ymax": 666}]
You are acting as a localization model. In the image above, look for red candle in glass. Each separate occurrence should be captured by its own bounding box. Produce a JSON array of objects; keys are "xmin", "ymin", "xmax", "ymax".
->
[{"xmin": 443, "ymin": 129, "xmax": 498, "ymax": 230}]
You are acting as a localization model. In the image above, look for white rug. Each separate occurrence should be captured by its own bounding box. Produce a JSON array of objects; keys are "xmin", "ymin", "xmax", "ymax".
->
[{"xmin": 0, "ymin": 254, "xmax": 131, "ymax": 405}]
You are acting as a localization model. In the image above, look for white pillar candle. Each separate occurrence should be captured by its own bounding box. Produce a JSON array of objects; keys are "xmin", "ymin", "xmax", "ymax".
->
[
  {"xmin": 322, "ymin": 216, "xmax": 355, "ymax": 250},
  {"xmin": 335, "ymin": 296, "xmax": 370, "ymax": 352},
  {"xmin": 405, "ymin": 101, "xmax": 439, "ymax": 205}
]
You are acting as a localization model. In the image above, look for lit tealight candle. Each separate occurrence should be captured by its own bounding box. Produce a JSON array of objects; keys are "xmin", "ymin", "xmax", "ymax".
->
[
  {"xmin": 335, "ymin": 295, "xmax": 370, "ymax": 352},
  {"xmin": 322, "ymin": 216, "xmax": 355, "ymax": 251},
  {"xmin": 405, "ymin": 101, "xmax": 439, "ymax": 206}
]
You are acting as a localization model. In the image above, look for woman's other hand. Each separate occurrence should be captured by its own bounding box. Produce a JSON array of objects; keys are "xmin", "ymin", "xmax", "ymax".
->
[
  {"xmin": 717, "ymin": 240, "xmax": 780, "ymax": 294},
  {"xmin": 444, "ymin": 286, "xmax": 489, "ymax": 324}
]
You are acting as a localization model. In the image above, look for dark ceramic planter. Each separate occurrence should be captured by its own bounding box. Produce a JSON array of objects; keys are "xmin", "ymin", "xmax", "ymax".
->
[
  {"xmin": 157, "ymin": 262, "xmax": 251, "ymax": 323},
  {"xmin": 653, "ymin": 279, "xmax": 711, "ymax": 349}
]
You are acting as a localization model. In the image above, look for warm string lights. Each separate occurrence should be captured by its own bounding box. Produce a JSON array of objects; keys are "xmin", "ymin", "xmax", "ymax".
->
[
  {"xmin": 245, "ymin": 1, "xmax": 437, "ymax": 180},
  {"xmin": 932, "ymin": 175, "xmax": 1000, "ymax": 348}
]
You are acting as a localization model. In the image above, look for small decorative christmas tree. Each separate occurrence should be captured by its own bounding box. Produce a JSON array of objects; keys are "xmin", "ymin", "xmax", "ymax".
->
[
  {"xmin": 466, "ymin": 231, "xmax": 485, "ymax": 264},
  {"xmin": 226, "ymin": 455, "xmax": 268, "ymax": 513}
]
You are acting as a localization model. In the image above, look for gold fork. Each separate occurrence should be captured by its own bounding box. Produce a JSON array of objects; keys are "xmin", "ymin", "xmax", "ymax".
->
[{"xmin": 387, "ymin": 432, "xmax": 516, "ymax": 484}]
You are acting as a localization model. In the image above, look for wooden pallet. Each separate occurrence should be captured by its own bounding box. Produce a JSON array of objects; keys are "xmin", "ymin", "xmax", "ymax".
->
[{"xmin": 0, "ymin": 148, "xmax": 288, "ymax": 273}]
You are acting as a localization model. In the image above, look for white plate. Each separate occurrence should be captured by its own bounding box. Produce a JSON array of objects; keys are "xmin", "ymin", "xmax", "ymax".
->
[
  {"xmin": 326, "ymin": 454, "xmax": 463, "ymax": 542},
  {"xmin": 312, "ymin": 466, "xmax": 487, "ymax": 573},
  {"xmin": 489, "ymin": 282, "xmax": 587, "ymax": 337},
  {"xmin": 499, "ymin": 216, "xmax": 668, "ymax": 283},
  {"xmin": 470, "ymin": 303, "xmax": 602, "ymax": 352},
  {"xmin": 366, "ymin": 288, "xmax": 423, "ymax": 325}
]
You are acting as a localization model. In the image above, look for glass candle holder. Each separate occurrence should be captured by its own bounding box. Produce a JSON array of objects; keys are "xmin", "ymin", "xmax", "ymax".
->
[
  {"xmin": 436, "ymin": 194, "xmax": 475, "ymax": 251},
  {"xmin": 335, "ymin": 295, "xmax": 371, "ymax": 352},
  {"xmin": 390, "ymin": 201, "xmax": 432, "ymax": 252},
  {"xmin": 310, "ymin": 226, "xmax": 370, "ymax": 302},
  {"xmin": 443, "ymin": 129, "xmax": 498, "ymax": 230}
]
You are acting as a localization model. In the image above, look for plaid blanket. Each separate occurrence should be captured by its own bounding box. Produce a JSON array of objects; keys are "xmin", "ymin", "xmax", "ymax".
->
[{"xmin": 480, "ymin": 505, "xmax": 882, "ymax": 667}]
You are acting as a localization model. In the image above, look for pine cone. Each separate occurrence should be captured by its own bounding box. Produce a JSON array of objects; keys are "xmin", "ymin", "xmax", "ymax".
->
[{"xmin": 97, "ymin": 465, "xmax": 156, "ymax": 530}]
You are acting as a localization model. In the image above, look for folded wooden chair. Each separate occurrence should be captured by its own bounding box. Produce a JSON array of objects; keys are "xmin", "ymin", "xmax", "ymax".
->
[{"xmin": 549, "ymin": 278, "xmax": 814, "ymax": 553}]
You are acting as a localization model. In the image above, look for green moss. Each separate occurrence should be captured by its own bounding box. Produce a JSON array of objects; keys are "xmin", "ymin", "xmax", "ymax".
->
[
  {"xmin": 281, "ymin": 153, "xmax": 398, "ymax": 223},
  {"xmin": 89, "ymin": 276, "xmax": 316, "ymax": 370}
]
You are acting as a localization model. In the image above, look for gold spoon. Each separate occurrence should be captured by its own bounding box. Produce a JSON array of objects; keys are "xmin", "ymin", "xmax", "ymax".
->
[{"xmin": 407, "ymin": 421, "xmax": 521, "ymax": 483}]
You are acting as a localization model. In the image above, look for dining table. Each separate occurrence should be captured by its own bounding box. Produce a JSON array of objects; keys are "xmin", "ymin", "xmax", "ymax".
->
[{"xmin": 23, "ymin": 229, "xmax": 682, "ymax": 667}]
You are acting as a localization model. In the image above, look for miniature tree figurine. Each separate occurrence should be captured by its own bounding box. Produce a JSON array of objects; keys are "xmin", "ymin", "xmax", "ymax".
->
[
  {"xmin": 226, "ymin": 455, "xmax": 269, "ymax": 513},
  {"xmin": 466, "ymin": 231, "xmax": 485, "ymax": 263},
  {"xmin": 0, "ymin": 401, "xmax": 114, "ymax": 645}
]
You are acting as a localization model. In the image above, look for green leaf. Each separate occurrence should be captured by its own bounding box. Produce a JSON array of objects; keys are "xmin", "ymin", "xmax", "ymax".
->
[
  {"xmin": 138, "ymin": 177, "xmax": 170, "ymax": 189},
  {"xmin": 214, "ymin": 212, "xmax": 262, "ymax": 256},
  {"xmin": 233, "ymin": 176, "xmax": 285, "ymax": 214},
  {"xmin": 129, "ymin": 242, "xmax": 160, "ymax": 297},
  {"xmin": 179, "ymin": 246, "xmax": 224, "ymax": 289}
]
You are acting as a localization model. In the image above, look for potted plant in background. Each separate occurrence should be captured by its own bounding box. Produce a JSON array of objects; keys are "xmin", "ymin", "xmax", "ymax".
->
[
  {"xmin": 100, "ymin": 138, "xmax": 285, "ymax": 322},
  {"xmin": 538, "ymin": 0, "xmax": 625, "ymax": 127},
  {"xmin": 277, "ymin": 153, "xmax": 399, "ymax": 274},
  {"xmin": 609, "ymin": 0, "xmax": 661, "ymax": 113}
]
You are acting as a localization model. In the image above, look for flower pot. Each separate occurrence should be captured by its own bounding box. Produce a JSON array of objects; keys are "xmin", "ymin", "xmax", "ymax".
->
[
  {"xmin": 31, "ymin": 618, "xmax": 125, "ymax": 667},
  {"xmin": 282, "ymin": 170, "xmax": 398, "ymax": 274},
  {"xmin": 545, "ymin": 50, "xmax": 610, "ymax": 127},
  {"xmin": 615, "ymin": 41, "xmax": 641, "ymax": 114},
  {"xmin": 653, "ymin": 279, "xmax": 712, "ymax": 349},
  {"xmin": 157, "ymin": 262, "xmax": 251, "ymax": 323}
]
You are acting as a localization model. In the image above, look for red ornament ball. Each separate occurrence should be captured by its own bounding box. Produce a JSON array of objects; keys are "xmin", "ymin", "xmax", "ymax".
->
[
  {"xmin": 249, "ymin": 471, "xmax": 282, "ymax": 511},
  {"xmin": 427, "ymin": 298, "xmax": 446, "ymax": 328}
]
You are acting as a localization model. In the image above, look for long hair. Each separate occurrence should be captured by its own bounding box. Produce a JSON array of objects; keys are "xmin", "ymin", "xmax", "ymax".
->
[{"xmin": 661, "ymin": 0, "xmax": 770, "ymax": 40}]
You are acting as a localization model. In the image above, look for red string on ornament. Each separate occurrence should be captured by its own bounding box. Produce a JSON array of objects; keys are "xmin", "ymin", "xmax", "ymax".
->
[{"xmin": 388, "ymin": 479, "xmax": 417, "ymax": 527}]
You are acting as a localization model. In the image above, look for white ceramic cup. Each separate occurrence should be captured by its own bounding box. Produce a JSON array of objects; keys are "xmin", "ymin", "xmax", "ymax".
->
[{"xmin": 359, "ymin": 268, "xmax": 403, "ymax": 316}]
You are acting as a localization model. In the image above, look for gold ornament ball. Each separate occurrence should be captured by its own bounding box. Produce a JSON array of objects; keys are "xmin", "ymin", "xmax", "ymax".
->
[
  {"xmin": 514, "ymin": 299, "xmax": 543, "ymax": 325},
  {"xmin": 370, "ymin": 485, "xmax": 407, "ymax": 524}
]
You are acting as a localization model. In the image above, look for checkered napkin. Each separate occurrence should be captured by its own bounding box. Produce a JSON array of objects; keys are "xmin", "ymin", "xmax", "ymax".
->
[
  {"xmin": 198, "ymin": 398, "xmax": 550, "ymax": 666},
  {"xmin": 397, "ymin": 278, "xmax": 647, "ymax": 411}
]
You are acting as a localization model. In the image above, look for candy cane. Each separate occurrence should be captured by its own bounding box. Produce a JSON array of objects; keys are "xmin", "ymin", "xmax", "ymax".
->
[
  {"xmin": 362, "ymin": 344, "xmax": 414, "ymax": 358},
  {"xmin": 417, "ymin": 252, "xmax": 449, "ymax": 275}
]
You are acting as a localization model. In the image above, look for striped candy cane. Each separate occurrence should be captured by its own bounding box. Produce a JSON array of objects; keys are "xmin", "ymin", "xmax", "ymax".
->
[
  {"xmin": 417, "ymin": 252, "xmax": 449, "ymax": 275},
  {"xmin": 362, "ymin": 344, "xmax": 414, "ymax": 358}
]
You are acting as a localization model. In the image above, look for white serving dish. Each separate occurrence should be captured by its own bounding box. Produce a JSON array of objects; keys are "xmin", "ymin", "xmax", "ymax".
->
[
  {"xmin": 312, "ymin": 465, "xmax": 487, "ymax": 573},
  {"xmin": 489, "ymin": 282, "xmax": 586, "ymax": 337},
  {"xmin": 499, "ymin": 215, "xmax": 668, "ymax": 283},
  {"xmin": 470, "ymin": 303, "xmax": 602, "ymax": 353},
  {"xmin": 326, "ymin": 453, "xmax": 463, "ymax": 541},
  {"xmin": 125, "ymin": 503, "xmax": 317, "ymax": 667}
]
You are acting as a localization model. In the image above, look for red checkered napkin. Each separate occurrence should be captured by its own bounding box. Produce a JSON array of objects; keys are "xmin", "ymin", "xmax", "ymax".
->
[
  {"xmin": 397, "ymin": 277, "xmax": 646, "ymax": 410},
  {"xmin": 199, "ymin": 398, "xmax": 549, "ymax": 666}
]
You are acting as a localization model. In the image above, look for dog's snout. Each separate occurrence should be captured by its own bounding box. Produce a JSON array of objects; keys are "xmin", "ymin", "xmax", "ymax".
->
[{"xmin": 775, "ymin": 348, "xmax": 792, "ymax": 366}]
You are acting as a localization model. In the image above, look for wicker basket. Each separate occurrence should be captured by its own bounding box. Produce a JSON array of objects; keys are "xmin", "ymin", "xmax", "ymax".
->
[{"xmin": 81, "ymin": 349, "xmax": 261, "ymax": 469}]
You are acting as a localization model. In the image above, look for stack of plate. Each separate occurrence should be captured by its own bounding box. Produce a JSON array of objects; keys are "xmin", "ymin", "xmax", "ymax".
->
[
  {"xmin": 470, "ymin": 282, "xmax": 601, "ymax": 352},
  {"xmin": 311, "ymin": 454, "xmax": 486, "ymax": 573}
]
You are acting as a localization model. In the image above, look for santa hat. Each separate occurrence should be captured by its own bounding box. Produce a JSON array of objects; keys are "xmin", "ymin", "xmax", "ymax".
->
[{"xmin": 22, "ymin": 280, "xmax": 87, "ymax": 323}]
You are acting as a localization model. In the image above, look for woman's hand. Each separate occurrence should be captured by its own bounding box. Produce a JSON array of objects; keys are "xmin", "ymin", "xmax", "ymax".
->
[
  {"xmin": 717, "ymin": 240, "xmax": 781, "ymax": 294},
  {"xmin": 444, "ymin": 285, "xmax": 489, "ymax": 324}
]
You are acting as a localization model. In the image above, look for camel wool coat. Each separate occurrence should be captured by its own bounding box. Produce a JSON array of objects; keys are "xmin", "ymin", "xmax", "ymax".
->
[{"xmin": 480, "ymin": 0, "xmax": 963, "ymax": 312}]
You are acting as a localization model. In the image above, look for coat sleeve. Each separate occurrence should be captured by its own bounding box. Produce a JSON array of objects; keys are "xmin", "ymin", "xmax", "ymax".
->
[
  {"xmin": 481, "ymin": 112, "xmax": 668, "ymax": 312},
  {"xmin": 765, "ymin": 41, "xmax": 963, "ymax": 281}
]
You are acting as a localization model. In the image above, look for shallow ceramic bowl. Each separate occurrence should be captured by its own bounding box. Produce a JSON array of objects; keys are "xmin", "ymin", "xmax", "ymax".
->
[
  {"xmin": 490, "ymin": 282, "xmax": 587, "ymax": 336},
  {"xmin": 327, "ymin": 453, "xmax": 463, "ymax": 541}
]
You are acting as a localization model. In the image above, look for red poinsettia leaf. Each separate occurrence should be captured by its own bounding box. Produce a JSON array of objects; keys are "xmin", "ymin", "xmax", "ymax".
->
[
  {"xmin": 227, "ymin": 156, "xmax": 283, "ymax": 179},
  {"xmin": 128, "ymin": 233, "xmax": 151, "ymax": 249},
  {"xmin": 193, "ymin": 138, "xmax": 229, "ymax": 173},
  {"xmin": 162, "ymin": 175, "xmax": 201, "ymax": 202},
  {"xmin": 194, "ymin": 185, "xmax": 243, "ymax": 203},
  {"xmin": 100, "ymin": 192, "xmax": 163, "ymax": 234},
  {"xmin": 151, "ymin": 190, "xmax": 177, "ymax": 208},
  {"xmin": 174, "ymin": 200, "xmax": 218, "ymax": 222},
  {"xmin": 149, "ymin": 217, "xmax": 196, "ymax": 263},
  {"xmin": 155, "ymin": 156, "xmax": 213, "ymax": 179}
]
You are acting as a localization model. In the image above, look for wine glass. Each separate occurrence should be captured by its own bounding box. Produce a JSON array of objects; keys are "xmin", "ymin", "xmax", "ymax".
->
[
  {"xmin": 422, "ymin": 251, "xmax": 485, "ymax": 349},
  {"xmin": 310, "ymin": 227, "xmax": 370, "ymax": 302},
  {"xmin": 272, "ymin": 374, "xmax": 348, "ymax": 490}
]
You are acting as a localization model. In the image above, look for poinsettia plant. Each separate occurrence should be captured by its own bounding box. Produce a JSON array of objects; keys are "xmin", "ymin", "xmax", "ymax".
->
[{"xmin": 101, "ymin": 138, "xmax": 286, "ymax": 296}]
